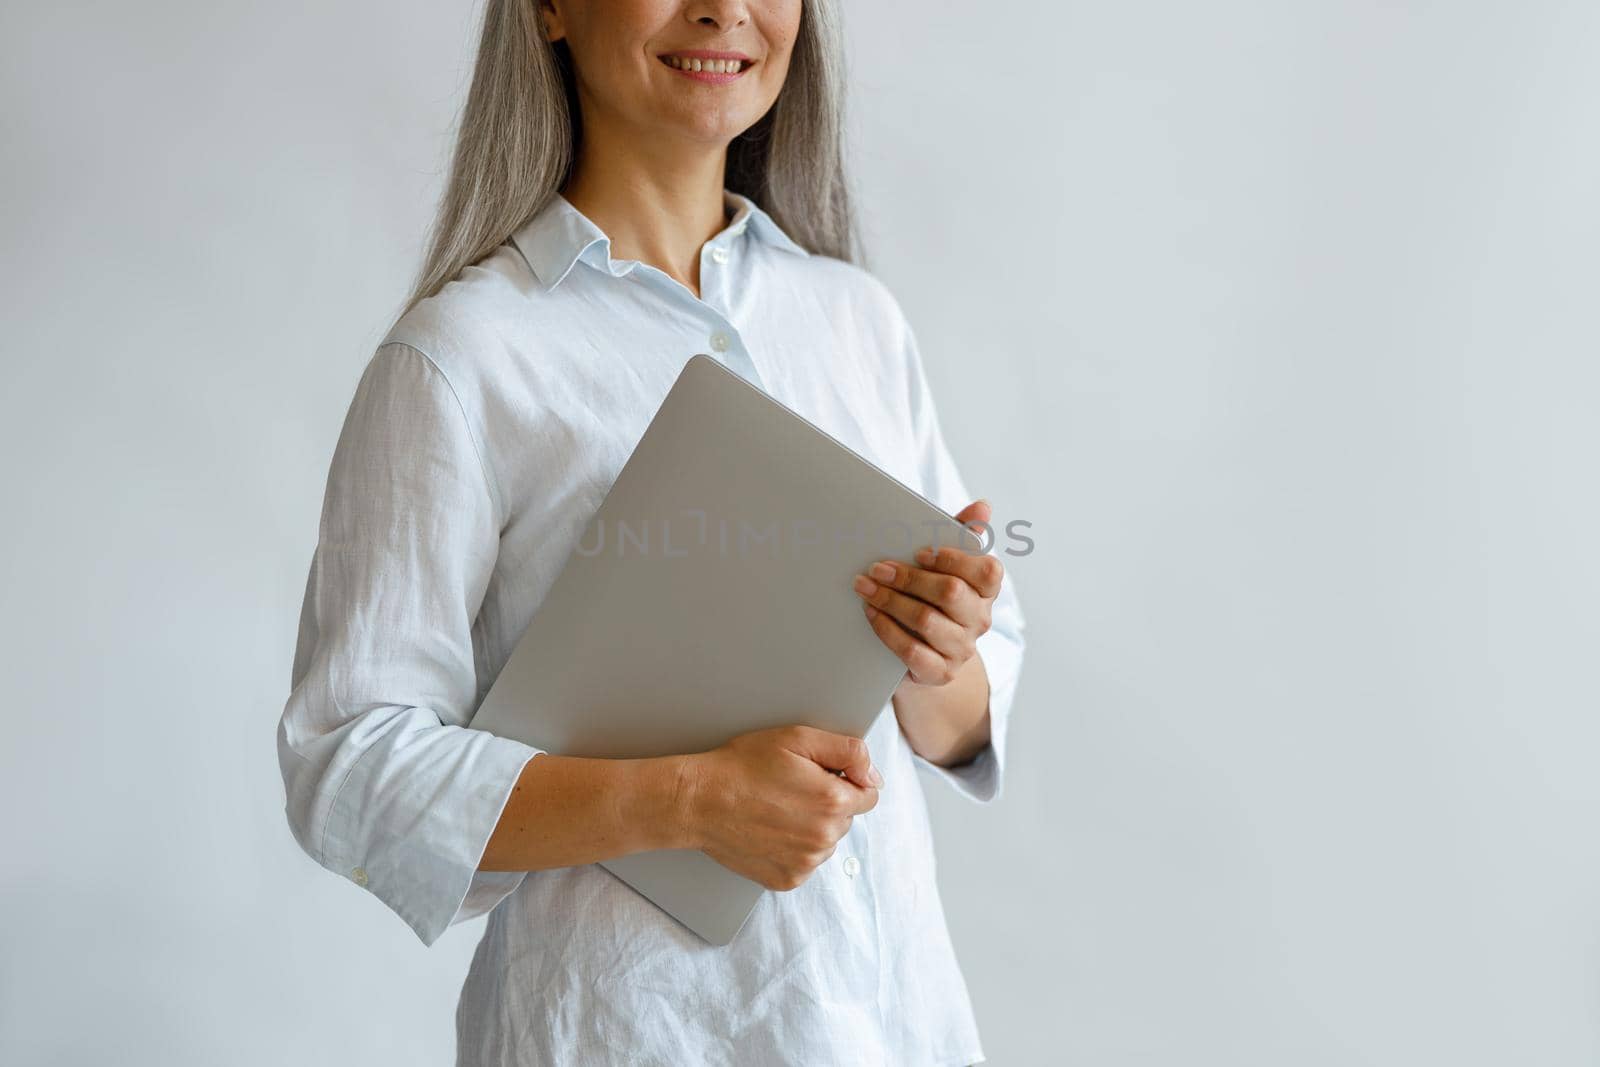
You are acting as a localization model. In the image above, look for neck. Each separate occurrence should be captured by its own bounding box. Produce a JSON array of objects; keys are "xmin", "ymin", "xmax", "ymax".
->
[{"xmin": 559, "ymin": 118, "xmax": 732, "ymax": 298}]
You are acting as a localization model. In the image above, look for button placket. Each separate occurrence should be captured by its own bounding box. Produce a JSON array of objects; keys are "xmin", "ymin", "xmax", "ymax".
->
[{"xmin": 702, "ymin": 319, "xmax": 764, "ymax": 389}]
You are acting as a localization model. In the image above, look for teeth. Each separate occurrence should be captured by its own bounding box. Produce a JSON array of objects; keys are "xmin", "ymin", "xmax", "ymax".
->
[{"xmin": 666, "ymin": 56, "xmax": 745, "ymax": 73}]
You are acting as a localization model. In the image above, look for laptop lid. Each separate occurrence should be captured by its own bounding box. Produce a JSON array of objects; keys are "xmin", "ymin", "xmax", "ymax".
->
[{"xmin": 469, "ymin": 353, "xmax": 983, "ymax": 944}]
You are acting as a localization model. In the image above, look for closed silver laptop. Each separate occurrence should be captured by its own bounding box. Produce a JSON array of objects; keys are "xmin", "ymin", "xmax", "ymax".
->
[{"xmin": 469, "ymin": 353, "xmax": 982, "ymax": 944}]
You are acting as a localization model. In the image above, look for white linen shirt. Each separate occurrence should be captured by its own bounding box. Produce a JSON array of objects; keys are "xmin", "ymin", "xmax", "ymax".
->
[{"xmin": 277, "ymin": 188, "xmax": 1026, "ymax": 1067}]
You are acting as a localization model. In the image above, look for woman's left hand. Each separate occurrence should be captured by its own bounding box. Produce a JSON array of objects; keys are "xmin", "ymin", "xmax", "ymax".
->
[{"xmin": 852, "ymin": 499, "xmax": 1003, "ymax": 690}]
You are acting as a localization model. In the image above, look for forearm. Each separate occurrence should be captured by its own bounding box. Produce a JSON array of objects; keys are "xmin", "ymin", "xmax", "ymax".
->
[
  {"xmin": 891, "ymin": 653, "xmax": 992, "ymax": 769},
  {"xmin": 478, "ymin": 752, "xmax": 697, "ymax": 872}
]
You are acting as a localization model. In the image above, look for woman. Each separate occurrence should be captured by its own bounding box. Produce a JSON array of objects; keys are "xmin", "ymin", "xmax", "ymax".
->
[{"xmin": 277, "ymin": 0, "xmax": 1026, "ymax": 1063}]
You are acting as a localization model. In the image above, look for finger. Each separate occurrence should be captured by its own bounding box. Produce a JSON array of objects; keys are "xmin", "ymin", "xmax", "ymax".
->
[
  {"xmin": 953, "ymin": 498, "xmax": 992, "ymax": 533},
  {"xmin": 913, "ymin": 544, "xmax": 1005, "ymax": 600},
  {"xmin": 861, "ymin": 599, "xmax": 956, "ymax": 686},
  {"xmin": 859, "ymin": 559, "xmax": 983, "ymax": 629},
  {"xmin": 785, "ymin": 726, "xmax": 880, "ymax": 789},
  {"xmin": 853, "ymin": 576, "xmax": 967, "ymax": 658},
  {"xmin": 843, "ymin": 785, "xmax": 880, "ymax": 817}
]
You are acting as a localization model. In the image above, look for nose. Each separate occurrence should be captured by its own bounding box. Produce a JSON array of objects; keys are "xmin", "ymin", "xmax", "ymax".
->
[{"xmin": 682, "ymin": 0, "xmax": 751, "ymax": 30}]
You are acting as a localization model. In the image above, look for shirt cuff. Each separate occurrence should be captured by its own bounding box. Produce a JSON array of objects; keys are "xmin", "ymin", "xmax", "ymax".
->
[
  {"xmin": 318, "ymin": 718, "xmax": 541, "ymax": 947},
  {"xmin": 909, "ymin": 624, "xmax": 1024, "ymax": 804}
]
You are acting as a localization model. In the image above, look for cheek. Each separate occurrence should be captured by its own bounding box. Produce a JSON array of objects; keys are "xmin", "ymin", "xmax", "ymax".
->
[
  {"xmin": 758, "ymin": 6, "xmax": 800, "ymax": 69},
  {"xmin": 759, "ymin": 40, "xmax": 798, "ymax": 96},
  {"xmin": 775, "ymin": 0, "xmax": 803, "ymax": 43},
  {"xmin": 566, "ymin": 16, "xmax": 653, "ymax": 90}
]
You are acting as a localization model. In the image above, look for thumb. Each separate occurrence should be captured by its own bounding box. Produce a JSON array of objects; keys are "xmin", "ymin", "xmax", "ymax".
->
[{"xmin": 787, "ymin": 727, "xmax": 883, "ymax": 789}]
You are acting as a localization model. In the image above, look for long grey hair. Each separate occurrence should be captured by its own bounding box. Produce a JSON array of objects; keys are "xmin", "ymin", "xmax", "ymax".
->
[{"xmin": 400, "ymin": 0, "xmax": 861, "ymax": 317}]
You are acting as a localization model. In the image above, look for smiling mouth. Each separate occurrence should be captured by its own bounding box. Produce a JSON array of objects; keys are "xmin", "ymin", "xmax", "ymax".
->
[{"xmin": 658, "ymin": 55, "xmax": 755, "ymax": 77}]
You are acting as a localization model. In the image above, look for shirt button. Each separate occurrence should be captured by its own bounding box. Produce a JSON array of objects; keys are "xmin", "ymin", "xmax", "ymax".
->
[
  {"xmin": 351, "ymin": 866, "xmax": 368, "ymax": 887},
  {"xmin": 710, "ymin": 331, "xmax": 731, "ymax": 353},
  {"xmin": 842, "ymin": 856, "xmax": 861, "ymax": 878},
  {"xmin": 710, "ymin": 246, "xmax": 730, "ymax": 265}
]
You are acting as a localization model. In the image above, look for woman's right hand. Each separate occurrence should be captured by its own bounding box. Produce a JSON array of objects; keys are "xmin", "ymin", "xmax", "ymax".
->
[{"xmin": 677, "ymin": 725, "xmax": 883, "ymax": 891}]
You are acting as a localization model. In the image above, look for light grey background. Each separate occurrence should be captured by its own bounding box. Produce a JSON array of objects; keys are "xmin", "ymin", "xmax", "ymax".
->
[{"xmin": 2, "ymin": 1, "xmax": 1596, "ymax": 1064}]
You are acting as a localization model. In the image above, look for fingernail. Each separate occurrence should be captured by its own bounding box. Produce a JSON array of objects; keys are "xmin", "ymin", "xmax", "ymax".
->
[
  {"xmin": 869, "ymin": 561, "xmax": 895, "ymax": 582},
  {"xmin": 853, "ymin": 574, "xmax": 876, "ymax": 596},
  {"xmin": 915, "ymin": 546, "xmax": 935, "ymax": 565},
  {"xmin": 868, "ymin": 765, "xmax": 885, "ymax": 787}
]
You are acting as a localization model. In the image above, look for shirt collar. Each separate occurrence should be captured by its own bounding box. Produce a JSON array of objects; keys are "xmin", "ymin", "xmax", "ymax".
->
[{"xmin": 511, "ymin": 188, "xmax": 810, "ymax": 291}]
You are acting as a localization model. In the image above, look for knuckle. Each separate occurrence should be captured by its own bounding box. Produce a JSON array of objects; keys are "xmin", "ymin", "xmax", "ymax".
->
[
  {"xmin": 915, "ymin": 604, "xmax": 939, "ymax": 633},
  {"xmin": 940, "ymin": 575, "xmax": 965, "ymax": 601},
  {"xmin": 808, "ymin": 825, "xmax": 838, "ymax": 851},
  {"xmin": 839, "ymin": 785, "xmax": 862, "ymax": 812},
  {"xmin": 983, "ymin": 557, "xmax": 1004, "ymax": 586}
]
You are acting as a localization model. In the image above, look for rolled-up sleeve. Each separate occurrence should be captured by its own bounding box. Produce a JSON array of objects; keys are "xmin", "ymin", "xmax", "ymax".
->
[
  {"xmin": 276, "ymin": 342, "xmax": 542, "ymax": 946},
  {"xmin": 891, "ymin": 304, "xmax": 1027, "ymax": 805}
]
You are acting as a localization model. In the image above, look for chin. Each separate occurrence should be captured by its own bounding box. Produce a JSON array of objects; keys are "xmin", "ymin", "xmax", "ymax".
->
[{"xmin": 660, "ymin": 108, "xmax": 760, "ymax": 147}]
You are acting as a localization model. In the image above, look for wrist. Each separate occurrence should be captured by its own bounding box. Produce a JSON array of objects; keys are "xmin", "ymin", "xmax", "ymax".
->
[
  {"xmin": 607, "ymin": 755, "xmax": 692, "ymax": 854},
  {"xmin": 656, "ymin": 753, "xmax": 706, "ymax": 852}
]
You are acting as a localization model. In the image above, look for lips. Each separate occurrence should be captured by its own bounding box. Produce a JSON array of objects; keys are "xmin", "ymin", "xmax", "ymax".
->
[{"xmin": 659, "ymin": 49, "xmax": 755, "ymax": 63}]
